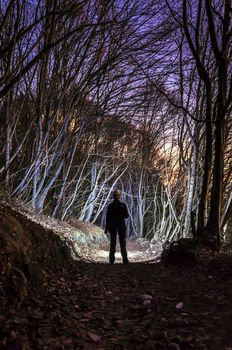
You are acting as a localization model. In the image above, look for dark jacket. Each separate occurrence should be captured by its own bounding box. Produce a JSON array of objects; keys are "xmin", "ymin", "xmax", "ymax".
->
[{"xmin": 105, "ymin": 199, "xmax": 129, "ymax": 231}]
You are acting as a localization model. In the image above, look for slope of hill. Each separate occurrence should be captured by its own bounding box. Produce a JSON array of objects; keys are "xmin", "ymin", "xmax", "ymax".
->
[{"xmin": 0, "ymin": 199, "xmax": 107, "ymax": 308}]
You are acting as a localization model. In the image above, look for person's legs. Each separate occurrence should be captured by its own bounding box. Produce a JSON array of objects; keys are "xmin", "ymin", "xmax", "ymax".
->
[
  {"xmin": 109, "ymin": 228, "xmax": 117, "ymax": 264},
  {"xmin": 118, "ymin": 227, "xmax": 129, "ymax": 264}
]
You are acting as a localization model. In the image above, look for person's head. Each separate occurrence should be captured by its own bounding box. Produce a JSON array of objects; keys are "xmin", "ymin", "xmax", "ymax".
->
[{"xmin": 113, "ymin": 189, "xmax": 121, "ymax": 200}]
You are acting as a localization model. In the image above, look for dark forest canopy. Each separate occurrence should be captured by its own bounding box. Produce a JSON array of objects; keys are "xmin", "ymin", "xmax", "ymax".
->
[{"xmin": 0, "ymin": 0, "xmax": 231, "ymax": 246}]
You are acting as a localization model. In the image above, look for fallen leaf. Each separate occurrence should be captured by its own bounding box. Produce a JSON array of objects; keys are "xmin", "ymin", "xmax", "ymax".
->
[
  {"xmin": 141, "ymin": 294, "xmax": 153, "ymax": 300},
  {"xmin": 88, "ymin": 333, "xmax": 101, "ymax": 342},
  {"xmin": 175, "ymin": 302, "xmax": 184, "ymax": 309},
  {"xmin": 63, "ymin": 337, "xmax": 73, "ymax": 345}
]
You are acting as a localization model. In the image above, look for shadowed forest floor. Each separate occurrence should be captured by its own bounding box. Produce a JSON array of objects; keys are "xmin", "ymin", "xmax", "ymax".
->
[
  {"xmin": 1, "ymin": 202, "xmax": 232, "ymax": 349},
  {"xmin": 2, "ymin": 256, "xmax": 232, "ymax": 350}
]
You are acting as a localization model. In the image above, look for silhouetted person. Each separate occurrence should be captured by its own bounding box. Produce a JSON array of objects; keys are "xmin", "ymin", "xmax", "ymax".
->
[{"xmin": 105, "ymin": 190, "xmax": 129, "ymax": 264}]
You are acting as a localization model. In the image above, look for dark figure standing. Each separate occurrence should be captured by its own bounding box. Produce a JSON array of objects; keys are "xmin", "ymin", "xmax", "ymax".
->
[{"xmin": 105, "ymin": 190, "xmax": 129, "ymax": 264}]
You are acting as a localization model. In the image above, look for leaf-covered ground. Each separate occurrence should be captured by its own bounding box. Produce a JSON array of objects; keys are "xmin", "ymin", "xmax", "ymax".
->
[
  {"xmin": 1, "ymin": 201, "xmax": 232, "ymax": 349},
  {"xmin": 2, "ymin": 254, "xmax": 232, "ymax": 349}
]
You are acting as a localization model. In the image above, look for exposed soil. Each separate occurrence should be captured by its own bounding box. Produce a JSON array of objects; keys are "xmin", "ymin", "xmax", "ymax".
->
[
  {"xmin": 1, "ymin": 201, "xmax": 232, "ymax": 350},
  {"xmin": 90, "ymin": 239, "xmax": 161, "ymax": 263}
]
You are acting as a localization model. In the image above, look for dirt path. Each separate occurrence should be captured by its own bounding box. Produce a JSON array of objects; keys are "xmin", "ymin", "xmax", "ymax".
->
[
  {"xmin": 2, "ymin": 254, "xmax": 232, "ymax": 350},
  {"xmin": 88, "ymin": 239, "xmax": 160, "ymax": 264},
  {"xmin": 1, "ymin": 202, "xmax": 232, "ymax": 349}
]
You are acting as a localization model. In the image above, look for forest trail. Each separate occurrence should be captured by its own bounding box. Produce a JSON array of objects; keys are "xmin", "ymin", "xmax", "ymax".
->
[
  {"xmin": 2, "ymin": 257, "xmax": 232, "ymax": 350},
  {"xmin": 86, "ymin": 239, "xmax": 161, "ymax": 264},
  {"xmin": 1, "ymin": 201, "xmax": 232, "ymax": 350}
]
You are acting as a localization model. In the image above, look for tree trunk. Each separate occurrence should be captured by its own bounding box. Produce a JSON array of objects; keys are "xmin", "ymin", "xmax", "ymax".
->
[
  {"xmin": 206, "ymin": 57, "xmax": 227, "ymax": 244},
  {"xmin": 196, "ymin": 88, "xmax": 212, "ymax": 234},
  {"xmin": 183, "ymin": 144, "xmax": 197, "ymax": 237}
]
